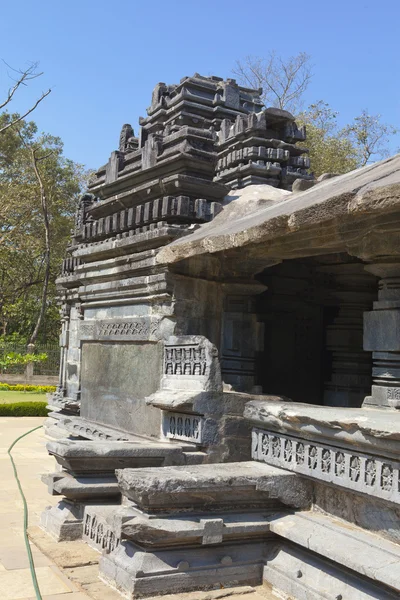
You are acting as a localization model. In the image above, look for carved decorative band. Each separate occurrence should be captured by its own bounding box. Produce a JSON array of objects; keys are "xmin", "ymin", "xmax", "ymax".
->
[
  {"xmin": 164, "ymin": 344, "xmax": 207, "ymax": 376},
  {"xmin": 64, "ymin": 419, "xmax": 131, "ymax": 442},
  {"xmin": 79, "ymin": 318, "xmax": 159, "ymax": 342},
  {"xmin": 252, "ymin": 428, "xmax": 400, "ymax": 505},
  {"xmin": 84, "ymin": 512, "xmax": 119, "ymax": 553},
  {"xmin": 82, "ymin": 196, "xmax": 219, "ymax": 243},
  {"xmin": 163, "ymin": 411, "xmax": 203, "ymax": 443}
]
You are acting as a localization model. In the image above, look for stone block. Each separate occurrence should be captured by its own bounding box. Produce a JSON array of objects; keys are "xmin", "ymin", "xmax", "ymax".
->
[
  {"xmin": 251, "ymin": 426, "xmax": 400, "ymax": 505},
  {"xmin": 47, "ymin": 439, "xmax": 185, "ymax": 474},
  {"xmin": 40, "ymin": 501, "xmax": 85, "ymax": 542},
  {"xmin": 264, "ymin": 543, "xmax": 399, "ymax": 600},
  {"xmin": 267, "ymin": 510, "xmax": 400, "ymax": 592},
  {"xmin": 116, "ymin": 461, "xmax": 312, "ymax": 511},
  {"xmin": 83, "ymin": 504, "xmax": 131, "ymax": 552},
  {"xmin": 364, "ymin": 309, "xmax": 400, "ymax": 351},
  {"xmin": 162, "ymin": 335, "xmax": 222, "ymax": 393},
  {"xmin": 48, "ymin": 472, "xmax": 120, "ymax": 501},
  {"xmin": 244, "ymin": 398, "xmax": 400, "ymax": 459}
]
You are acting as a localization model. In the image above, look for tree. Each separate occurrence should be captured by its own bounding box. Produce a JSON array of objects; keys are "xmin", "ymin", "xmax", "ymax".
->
[
  {"xmin": 233, "ymin": 52, "xmax": 398, "ymax": 177},
  {"xmin": 0, "ymin": 116, "xmax": 87, "ymax": 343},
  {"xmin": 21, "ymin": 136, "xmax": 52, "ymax": 346},
  {"xmin": 233, "ymin": 51, "xmax": 313, "ymax": 114},
  {"xmin": 297, "ymin": 102, "xmax": 399, "ymax": 177},
  {"xmin": 343, "ymin": 110, "xmax": 398, "ymax": 166},
  {"xmin": 0, "ymin": 114, "xmax": 38, "ymax": 247},
  {"xmin": 297, "ymin": 101, "xmax": 359, "ymax": 177}
]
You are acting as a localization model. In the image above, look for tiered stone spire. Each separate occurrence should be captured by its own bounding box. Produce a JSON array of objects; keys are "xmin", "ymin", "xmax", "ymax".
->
[{"xmin": 71, "ymin": 74, "xmax": 310, "ymax": 251}]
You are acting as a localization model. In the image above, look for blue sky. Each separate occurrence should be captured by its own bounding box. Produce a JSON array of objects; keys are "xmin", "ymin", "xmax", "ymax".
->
[{"xmin": 1, "ymin": 0, "xmax": 399, "ymax": 170}]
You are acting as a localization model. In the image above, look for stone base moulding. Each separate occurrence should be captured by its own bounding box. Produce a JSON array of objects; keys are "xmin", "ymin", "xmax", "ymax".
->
[
  {"xmin": 99, "ymin": 540, "xmax": 270, "ymax": 598},
  {"xmin": 264, "ymin": 543, "xmax": 400, "ymax": 600},
  {"xmin": 40, "ymin": 500, "xmax": 86, "ymax": 542}
]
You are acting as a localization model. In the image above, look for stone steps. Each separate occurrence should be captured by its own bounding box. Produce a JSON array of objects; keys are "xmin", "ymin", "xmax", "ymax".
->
[
  {"xmin": 264, "ymin": 511, "xmax": 400, "ymax": 600},
  {"xmin": 95, "ymin": 461, "xmax": 313, "ymax": 597}
]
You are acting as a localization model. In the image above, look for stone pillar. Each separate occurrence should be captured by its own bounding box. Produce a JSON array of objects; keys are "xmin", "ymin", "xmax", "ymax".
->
[
  {"xmin": 363, "ymin": 262, "xmax": 400, "ymax": 409},
  {"xmin": 220, "ymin": 283, "xmax": 265, "ymax": 392},
  {"xmin": 320, "ymin": 264, "xmax": 375, "ymax": 407},
  {"xmin": 57, "ymin": 304, "xmax": 70, "ymax": 396}
]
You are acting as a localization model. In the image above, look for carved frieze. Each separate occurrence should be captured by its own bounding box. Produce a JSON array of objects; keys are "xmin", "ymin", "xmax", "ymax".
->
[
  {"xmin": 79, "ymin": 318, "xmax": 159, "ymax": 342},
  {"xmin": 164, "ymin": 344, "xmax": 207, "ymax": 376},
  {"xmin": 252, "ymin": 428, "xmax": 400, "ymax": 505},
  {"xmin": 161, "ymin": 336, "xmax": 222, "ymax": 393},
  {"xmin": 163, "ymin": 411, "xmax": 203, "ymax": 443},
  {"xmin": 83, "ymin": 512, "xmax": 119, "ymax": 553}
]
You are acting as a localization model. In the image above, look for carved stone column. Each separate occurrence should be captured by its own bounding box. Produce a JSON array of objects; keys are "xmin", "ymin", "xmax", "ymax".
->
[
  {"xmin": 364, "ymin": 262, "xmax": 400, "ymax": 409},
  {"xmin": 320, "ymin": 264, "xmax": 375, "ymax": 407}
]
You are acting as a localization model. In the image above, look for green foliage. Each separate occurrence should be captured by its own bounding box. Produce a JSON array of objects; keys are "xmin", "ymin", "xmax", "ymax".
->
[
  {"xmin": 0, "ymin": 111, "xmax": 89, "ymax": 342},
  {"xmin": 0, "ymin": 382, "xmax": 55, "ymax": 392},
  {"xmin": 0, "ymin": 401, "xmax": 48, "ymax": 416},
  {"xmin": 297, "ymin": 102, "xmax": 359, "ymax": 177},
  {"xmin": 0, "ymin": 351, "xmax": 47, "ymax": 371},
  {"xmin": 0, "ymin": 333, "xmax": 28, "ymax": 346},
  {"xmin": 305, "ymin": 124, "xmax": 359, "ymax": 177}
]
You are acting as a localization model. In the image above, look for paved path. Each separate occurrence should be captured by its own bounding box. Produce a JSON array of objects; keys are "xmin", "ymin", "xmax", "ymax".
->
[{"xmin": 0, "ymin": 417, "xmax": 89, "ymax": 600}]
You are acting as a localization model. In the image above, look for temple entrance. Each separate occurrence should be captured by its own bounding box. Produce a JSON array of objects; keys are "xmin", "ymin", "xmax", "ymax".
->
[{"xmin": 255, "ymin": 254, "xmax": 378, "ymax": 407}]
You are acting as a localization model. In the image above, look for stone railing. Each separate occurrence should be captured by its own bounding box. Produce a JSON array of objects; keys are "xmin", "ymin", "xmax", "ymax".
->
[{"xmin": 252, "ymin": 427, "xmax": 400, "ymax": 505}]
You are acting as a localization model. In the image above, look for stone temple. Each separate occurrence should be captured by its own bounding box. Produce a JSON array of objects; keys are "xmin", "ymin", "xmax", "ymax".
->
[{"xmin": 42, "ymin": 73, "xmax": 400, "ymax": 599}]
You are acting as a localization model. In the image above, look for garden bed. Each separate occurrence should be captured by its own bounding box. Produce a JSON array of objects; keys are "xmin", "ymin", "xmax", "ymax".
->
[{"xmin": 0, "ymin": 389, "xmax": 49, "ymax": 416}]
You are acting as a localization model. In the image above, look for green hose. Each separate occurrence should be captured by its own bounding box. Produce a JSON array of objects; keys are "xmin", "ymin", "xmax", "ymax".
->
[{"xmin": 8, "ymin": 424, "xmax": 43, "ymax": 600}]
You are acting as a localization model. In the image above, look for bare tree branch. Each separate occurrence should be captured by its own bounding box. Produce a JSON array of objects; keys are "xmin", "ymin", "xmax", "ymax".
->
[
  {"xmin": 0, "ymin": 61, "xmax": 51, "ymax": 133},
  {"xmin": 0, "ymin": 89, "xmax": 51, "ymax": 134},
  {"xmin": 0, "ymin": 61, "xmax": 43, "ymax": 110},
  {"xmin": 233, "ymin": 51, "xmax": 313, "ymax": 114}
]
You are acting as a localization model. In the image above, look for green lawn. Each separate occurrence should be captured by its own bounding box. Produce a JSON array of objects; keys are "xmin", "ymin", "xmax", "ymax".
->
[{"xmin": 0, "ymin": 390, "xmax": 47, "ymax": 404}]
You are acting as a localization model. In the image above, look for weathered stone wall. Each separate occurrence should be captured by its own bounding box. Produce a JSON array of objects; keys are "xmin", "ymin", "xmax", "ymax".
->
[{"xmin": 81, "ymin": 341, "xmax": 162, "ymax": 436}]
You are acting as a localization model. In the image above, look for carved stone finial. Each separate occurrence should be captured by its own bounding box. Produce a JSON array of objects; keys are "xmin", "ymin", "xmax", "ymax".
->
[
  {"xmin": 74, "ymin": 192, "xmax": 96, "ymax": 237},
  {"xmin": 119, "ymin": 124, "xmax": 134, "ymax": 152}
]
